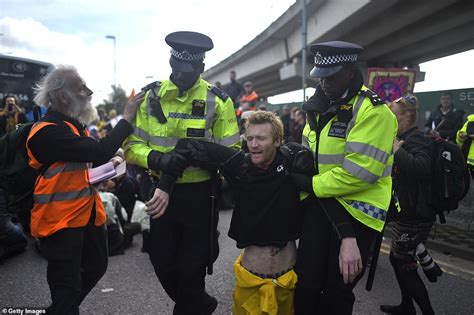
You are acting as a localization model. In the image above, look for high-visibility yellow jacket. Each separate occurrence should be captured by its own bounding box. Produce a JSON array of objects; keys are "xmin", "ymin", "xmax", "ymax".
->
[
  {"xmin": 124, "ymin": 79, "xmax": 240, "ymax": 183},
  {"xmin": 302, "ymin": 87, "xmax": 397, "ymax": 232},
  {"xmin": 456, "ymin": 114, "xmax": 474, "ymax": 167}
]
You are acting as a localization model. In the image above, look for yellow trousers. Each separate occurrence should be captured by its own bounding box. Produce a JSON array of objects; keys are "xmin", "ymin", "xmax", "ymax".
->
[{"xmin": 232, "ymin": 254, "xmax": 297, "ymax": 315}]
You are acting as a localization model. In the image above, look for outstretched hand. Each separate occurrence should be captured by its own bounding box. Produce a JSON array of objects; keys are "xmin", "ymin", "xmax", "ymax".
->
[{"xmin": 123, "ymin": 91, "xmax": 146, "ymax": 124}]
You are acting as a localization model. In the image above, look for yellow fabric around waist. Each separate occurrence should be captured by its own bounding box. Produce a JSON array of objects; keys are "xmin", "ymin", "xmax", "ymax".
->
[{"xmin": 232, "ymin": 254, "xmax": 297, "ymax": 315}]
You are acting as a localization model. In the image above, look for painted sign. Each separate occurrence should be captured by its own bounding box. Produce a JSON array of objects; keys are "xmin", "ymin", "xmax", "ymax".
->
[{"xmin": 367, "ymin": 68, "xmax": 417, "ymax": 102}]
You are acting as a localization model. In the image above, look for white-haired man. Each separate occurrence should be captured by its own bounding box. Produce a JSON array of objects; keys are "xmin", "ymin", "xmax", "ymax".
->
[{"xmin": 27, "ymin": 65, "xmax": 144, "ymax": 314}]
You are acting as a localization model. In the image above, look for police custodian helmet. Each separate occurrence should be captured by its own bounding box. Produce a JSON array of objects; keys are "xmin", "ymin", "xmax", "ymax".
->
[
  {"xmin": 309, "ymin": 41, "xmax": 363, "ymax": 78},
  {"xmin": 165, "ymin": 31, "xmax": 214, "ymax": 73}
]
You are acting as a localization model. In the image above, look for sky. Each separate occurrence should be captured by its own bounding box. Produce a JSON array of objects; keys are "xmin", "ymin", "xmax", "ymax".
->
[{"xmin": 1, "ymin": 0, "xmax": 473, "ymax": 106}]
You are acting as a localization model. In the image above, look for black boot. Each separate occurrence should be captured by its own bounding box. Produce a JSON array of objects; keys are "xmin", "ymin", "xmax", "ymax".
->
[
  {"xmin": 380, "ymin": 304, "xmax": 416, "ymax": 315},
  {"xmin": 203, "ymin": 291, "xmax": 218, "ymax": 314}
]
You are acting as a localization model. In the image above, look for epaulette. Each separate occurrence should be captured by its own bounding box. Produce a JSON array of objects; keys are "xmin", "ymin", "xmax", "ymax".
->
[
  {"xmin": 141, "ymin": 81, "xmax": 161, "ymax": 93},
  {"xmin": 360, "ymin": 89, "xmax": 384, "ymax": 106},
  {"xmin": 209, "ymin": 85, "xmax": 229, "ymax": 101}
]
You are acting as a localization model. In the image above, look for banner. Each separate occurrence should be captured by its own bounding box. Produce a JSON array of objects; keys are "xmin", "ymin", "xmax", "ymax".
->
[{"xmin": 367, "ymin": 68, "xmax": 417, "ymax": 103}]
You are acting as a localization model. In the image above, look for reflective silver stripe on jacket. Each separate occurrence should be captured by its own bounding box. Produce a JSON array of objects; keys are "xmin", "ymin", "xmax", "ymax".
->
[
  {"xmin": 133, "ymin": 126, "xmax": 151, "ymax": 143},
  {"xmin": 383, "ymin": 165, "xmax": 392, "ymax": 177},
  {"xmin": 123, "ymin": 140, "xmax": 146, "ymax": 151},
  {"xmin": 215, "ymin": 132, "xmax": 240, "ymax": 146},
  {"xmin": 34, "ymin": 186, "xmax": 94, "ymax": 204},
  {"xmin": 205, "ymin": 89, "xmax": 216, "ymax": 131},
  {"xmin": 132, "ymin": 127, "xmax": 180, "ymax": 148},
  {"xmin": 350, "ymin": 200, "xmax": 386, "ymax": 221},
  {"xmin": 342, "ymin": 159, "xmax": 392, "ymax": 184},
  {"xmin": 346, "ymin": 94, "xmax": 365, "ymax": 135},
  {"xmin": 342, "ymin": 159, "xmax": 379, "ymax": 184},
  {"xmin": 43, "ymin": 163, "xmax": 88, "ymax": 179},
  {"xmin": 345, "ymin": 141, "xmax": 389, "ymax": 164},
  {"xmin": 318, "ymin": 154, "xmax": 344, "ymax": 165}
]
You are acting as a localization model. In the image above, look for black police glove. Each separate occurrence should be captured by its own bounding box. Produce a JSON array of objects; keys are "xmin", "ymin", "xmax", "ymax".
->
[
  {"xmin": 290, "ymin": 173, "xmax": 313, "ymax": 193},
  {"xmin": 280, "ymin": 142, "xmax": 315, "ymax": 175},
  {"xmin": 292, "ymin": 149, "xmax": 315, "ymax": 175},
  {"xmin": 174, "ymin": 138, "xmax": 238, "ymax": 169}
]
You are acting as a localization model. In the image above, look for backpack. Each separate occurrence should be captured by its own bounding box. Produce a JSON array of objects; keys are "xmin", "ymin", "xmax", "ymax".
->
[
  {"xmin": 0, "ymin": 107, "xmax": 43, "ymax": 205},
  {"xmin": 428, "ymin": 136, "xmax": 471, "ymax": 223}
]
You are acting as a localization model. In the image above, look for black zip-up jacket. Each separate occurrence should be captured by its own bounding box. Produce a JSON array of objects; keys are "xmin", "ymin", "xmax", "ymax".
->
[
  {"xmin": 393, "ymin": 127, "xmax": 435, "ymax": 222},
  {"xmin": 225, "ymin": 81, "xmax": 244, "ymax": 105},
  {"xmin": 172, "ymin": 139, "xmax": 306, "ymax": 248},
  {"xmin": 425, "ymin": 105, "xmax": 464, "ymax": 141}
]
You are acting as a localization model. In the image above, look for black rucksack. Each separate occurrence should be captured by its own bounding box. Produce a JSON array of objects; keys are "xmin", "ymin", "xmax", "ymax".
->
[
  {"xmin": 0, "ymin": 108, "xmax": 43, "ymax": 205},
  {"xmin": 428, "ymin": 136, "xmax": 471, "ymax": 223}
]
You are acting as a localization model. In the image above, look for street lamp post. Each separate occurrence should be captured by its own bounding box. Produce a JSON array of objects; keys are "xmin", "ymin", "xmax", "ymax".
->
[
  {"xmin": 301, "ymin": 0, "xmax": 308, "ymax": 102},
  {"xmin": 105, "ymin": 35, "xmax": 116, "ymax": 87}
]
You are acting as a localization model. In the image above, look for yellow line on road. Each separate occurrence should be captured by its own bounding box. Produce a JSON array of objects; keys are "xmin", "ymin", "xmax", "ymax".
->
[{"xmin": 380, "ymin": 243, "xmax": 474, "ymax": 278}]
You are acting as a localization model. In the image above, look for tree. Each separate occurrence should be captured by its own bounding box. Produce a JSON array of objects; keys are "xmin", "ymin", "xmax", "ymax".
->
[{"xmin": 96, "ymin": 85, "xmax": 128, "ymax": 115}]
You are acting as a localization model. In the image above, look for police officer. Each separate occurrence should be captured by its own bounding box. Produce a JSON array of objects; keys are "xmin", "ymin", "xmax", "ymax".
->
[
  {"xmin": 124, "ymin": 31, "xmax": 240, "ymax": 315},
  {"xmin": 457, "ymin": 113, "xmax": 474, "ymax": 178},
  {"xmin": 290, "ymin": 41, "xmax": 397, "ymax": 314}
]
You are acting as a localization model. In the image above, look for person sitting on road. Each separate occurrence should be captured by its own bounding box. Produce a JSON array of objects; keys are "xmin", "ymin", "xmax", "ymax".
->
[
  {"xmin": 98, "ymin": 180, "xmax": 142, "ymax": 256},
  {"xmin": 0, "ymin": 187, "xmax": 28, "ymax": 262},
  {"xmin": 162, "ymin": 111, "xmax": 315, "ymax": 314},
  {"xmin": 380, "ymin": 94, "xmax": 441, "ymax": 315}
]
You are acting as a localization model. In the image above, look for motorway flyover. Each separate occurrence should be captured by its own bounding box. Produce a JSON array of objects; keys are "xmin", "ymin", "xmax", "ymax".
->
[{"xmin": 203, "ymin": 0, "xmax": 474, "ymax": 100}]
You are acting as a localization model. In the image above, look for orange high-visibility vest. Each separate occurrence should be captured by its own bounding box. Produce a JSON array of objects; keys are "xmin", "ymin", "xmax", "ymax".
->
[
  {"xmin": 239, "ymin": 91, "xmax": 258, "ymax": 105},
  {"xmin": 26, "ymin": 120, "xmax": 106, "ymax": 237}
]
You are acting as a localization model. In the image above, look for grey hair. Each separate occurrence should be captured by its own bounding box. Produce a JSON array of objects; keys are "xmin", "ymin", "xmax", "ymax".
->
[{"xmin": 33, "ymin": 65, "xmax": 79, "ymax": 109}]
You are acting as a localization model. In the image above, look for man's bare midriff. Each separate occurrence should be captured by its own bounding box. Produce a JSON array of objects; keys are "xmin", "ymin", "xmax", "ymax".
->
[{"xmin": 240, "ymin": 241, "xmax": 297, "ymax": 275}]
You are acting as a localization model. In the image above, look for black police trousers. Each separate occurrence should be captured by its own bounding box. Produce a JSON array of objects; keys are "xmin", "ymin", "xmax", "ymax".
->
[
  {"xmin": 40, "ymin": 206, "xmax": 108, "ymax": 315},
  {"xmin": 294, "ymin": 199, "xmax": 377, "ymax": 315},
  {"xmin": 149, "ymin": 181, "xmax": 218, "ymax": 315}
]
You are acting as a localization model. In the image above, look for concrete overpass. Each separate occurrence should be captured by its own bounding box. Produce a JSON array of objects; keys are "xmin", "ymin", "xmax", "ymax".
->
[{"xmin": 203, "ymin": 0, "xmax": 474, "ymax": 99}]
